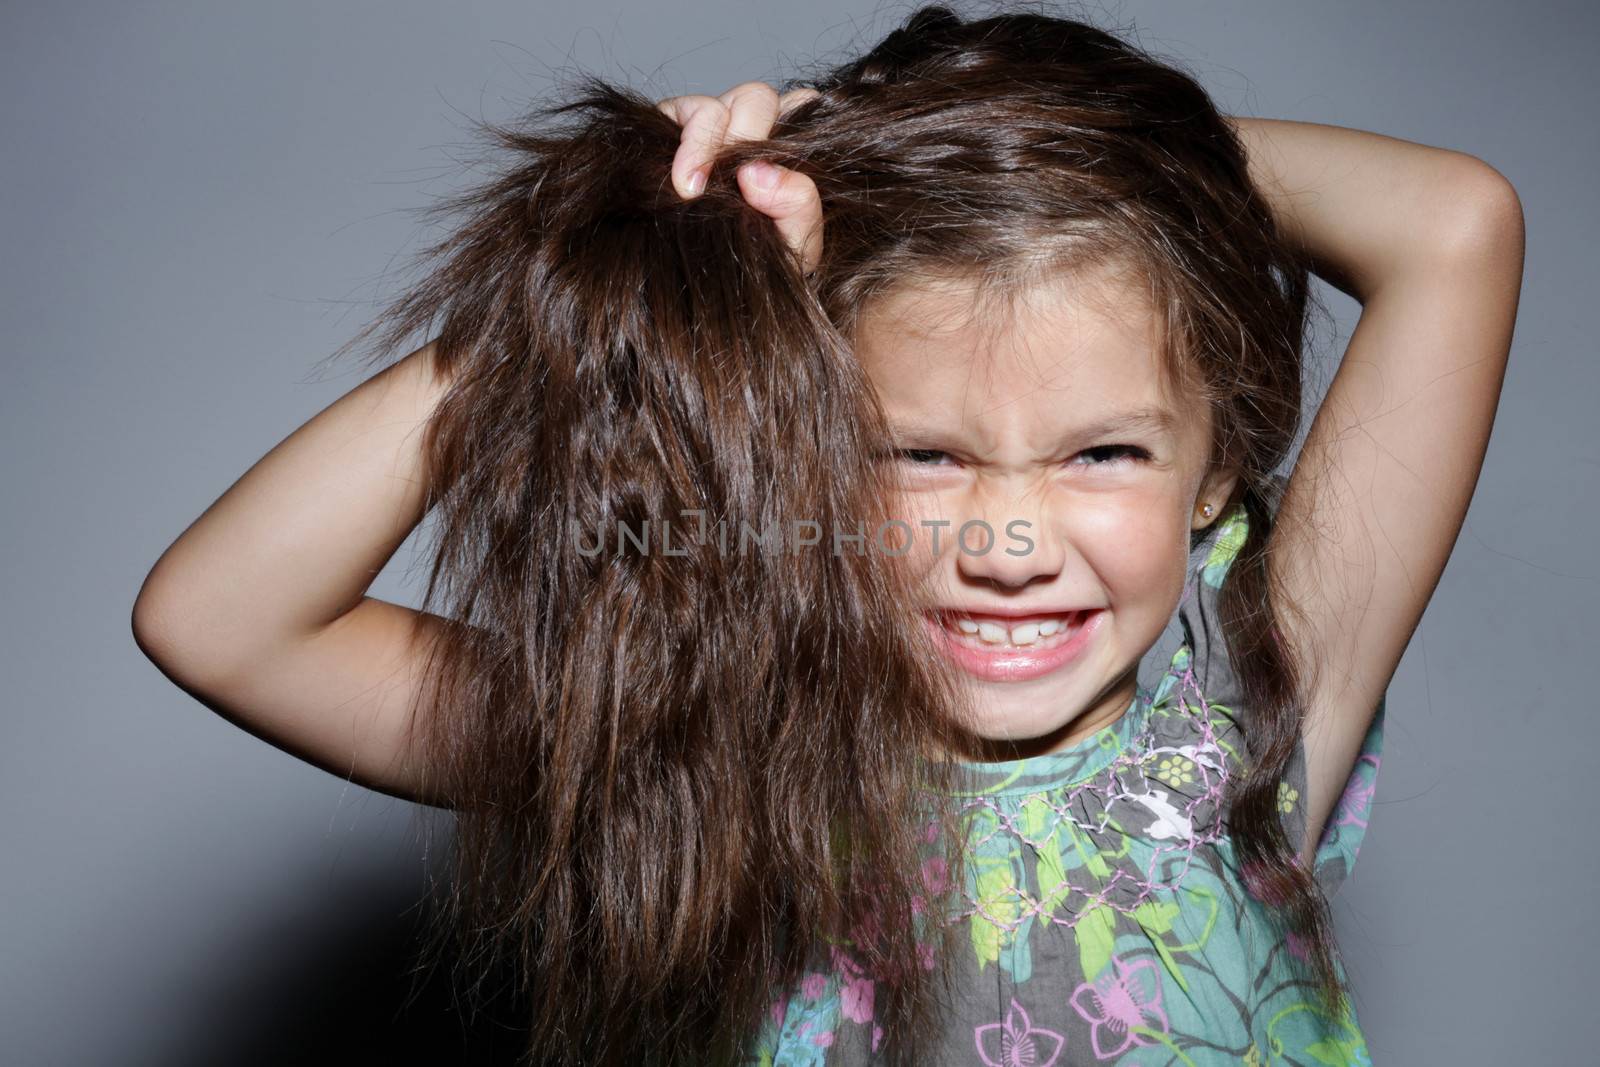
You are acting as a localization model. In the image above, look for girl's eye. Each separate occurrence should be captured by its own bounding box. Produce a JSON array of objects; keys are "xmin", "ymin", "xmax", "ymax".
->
[
  {"xmin": 1072, "ymin": 444, "xmax": 1150, "ymax": 468},
  {"xmin": 892, "ymin": 445, "xmax": 1150, "ymax": 468}
]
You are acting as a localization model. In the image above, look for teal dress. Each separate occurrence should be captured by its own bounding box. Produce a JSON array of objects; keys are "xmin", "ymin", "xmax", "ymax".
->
[{"xmin": 745, "ymin": 501, "xmax": 1387, "ymax": 1066}]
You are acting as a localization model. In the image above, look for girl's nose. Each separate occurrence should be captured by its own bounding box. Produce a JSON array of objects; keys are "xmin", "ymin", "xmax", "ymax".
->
[{"xmin": 950, "ymin": 494, "xmax": 1066, "ymax": 591}]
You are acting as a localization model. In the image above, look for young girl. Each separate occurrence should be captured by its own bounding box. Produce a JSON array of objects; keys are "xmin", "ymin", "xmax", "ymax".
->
[{"xmin": 131, "ymin": 6, "xmax": 1523, "ymax": 1065}]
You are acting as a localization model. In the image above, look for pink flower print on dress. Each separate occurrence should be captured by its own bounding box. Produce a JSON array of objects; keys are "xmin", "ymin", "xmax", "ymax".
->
[
  {"xmin": 1333, "ymin": 755, "xmax": 1380, "ymax": 829},
  {"xmin": 840, "ymin": 972, "xmax": 875, "ymax": 1025},
  {"xmin": 1068, "ymin": 954, "xmax": 1170, "ymax": 1059},
  {"xmin": 974, "ymin": 998, "xmax": 1065, "ymax": 1067},
  {"xmin": 828, "ymin": 944, "xmax": 877, "ymax": 1025},
  {"xmin": 796, "ymin": 1019, "xmax": 834, "ymax": 1049}
]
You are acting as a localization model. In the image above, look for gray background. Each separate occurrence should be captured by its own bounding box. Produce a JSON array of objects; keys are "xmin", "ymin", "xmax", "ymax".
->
[{"xmin": 4, "ymin": 1, "xmax": 1592, "ymax": 1063}]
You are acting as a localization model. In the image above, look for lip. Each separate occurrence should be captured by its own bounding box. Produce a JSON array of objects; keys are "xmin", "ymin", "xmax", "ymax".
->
[{"xmin": 924, "ymin": 608, "xmax": 1103, "ymax": 683}]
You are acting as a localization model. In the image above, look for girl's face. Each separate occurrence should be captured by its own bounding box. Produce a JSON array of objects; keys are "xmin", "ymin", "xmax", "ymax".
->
[{"xmin": 855, "ymin": 261, "xmax": 1236, "ymax": 759}]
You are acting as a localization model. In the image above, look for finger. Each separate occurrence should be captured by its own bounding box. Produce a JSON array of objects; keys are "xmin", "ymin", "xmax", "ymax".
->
[
  {"xmin": 715, "ymin": 81, "xmax": 782, "ymax": 149},
  {"xmin": 776, "ymin": 87, "xmax": 821, "ymax": 118},
  {"xmin": 736, "ymin": 162, "xmax": 826, "ymax": 275},
  {"xmin": 656, "ymin": 94, "xmax": 730, "ymax": 198}
]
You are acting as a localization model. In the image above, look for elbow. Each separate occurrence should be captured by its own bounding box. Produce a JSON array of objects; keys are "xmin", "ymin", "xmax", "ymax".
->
[
  {"xmin": 131, "ymin": 577, "xmax": 188, "ymax": 680},
  {"xmin": 131, "ymin": 564, "xmax": 227, "ymax": 689},
  {"xmin": 1436, "ymin": 157, "xmax": 1525, "ymax": 267}
]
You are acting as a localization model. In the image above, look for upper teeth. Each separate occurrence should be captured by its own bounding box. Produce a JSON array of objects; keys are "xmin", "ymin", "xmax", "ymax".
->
[{"xmin": 953, "ymin": 615, "xmax": 1076, "ymax": 646}]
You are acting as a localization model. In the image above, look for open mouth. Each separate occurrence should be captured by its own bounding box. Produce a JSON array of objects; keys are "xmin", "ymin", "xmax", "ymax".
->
[{"xmin": 923, "ymin": 608, "xmax": 1103, "ymax": 683}]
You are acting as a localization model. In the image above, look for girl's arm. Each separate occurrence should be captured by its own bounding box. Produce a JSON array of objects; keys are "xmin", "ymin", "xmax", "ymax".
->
[
  {"xmin": 1227, "ymin": 117, "xmax": 1525, "ymax": 867},
  {"xmin": 132, "ymin": 341, "xmax": 454, "ymax": 807}
]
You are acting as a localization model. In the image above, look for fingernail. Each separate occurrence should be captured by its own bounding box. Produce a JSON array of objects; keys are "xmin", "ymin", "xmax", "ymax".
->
[
  {"xmin": 746, "ymin": 161, "xmax": 780, "ymax": 191},
  {"xmin": 686, "ymin": 167, "xmax": 707, "ymax": 196}
]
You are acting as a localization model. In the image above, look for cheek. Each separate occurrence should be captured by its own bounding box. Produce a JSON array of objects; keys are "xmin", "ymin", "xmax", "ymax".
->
[
  {"xmin": 878, "ymin": 490, "xmax": 949, "ymax": 573},
  {"xmin": 1099, "ymin": 514, "xmax": 1169, "ymax": 583},
  {"xmin": 1071, "ymin": 494, "xmax": 1190, "ymax": 593}
]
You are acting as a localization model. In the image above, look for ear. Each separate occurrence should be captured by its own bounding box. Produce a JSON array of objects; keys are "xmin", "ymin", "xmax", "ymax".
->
[{"xmin": 1192, "ymin": 466, "xmax": 1241, "ymax": 532}]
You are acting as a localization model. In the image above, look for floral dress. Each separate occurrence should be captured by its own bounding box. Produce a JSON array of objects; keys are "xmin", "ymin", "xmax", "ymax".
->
[{"xmin": 744, "ymin": 500, "xmax": 1387, "ymax": 1066}]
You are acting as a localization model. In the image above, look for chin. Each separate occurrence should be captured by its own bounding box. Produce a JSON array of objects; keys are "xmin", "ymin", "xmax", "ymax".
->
[{"xmin": 960, "ymin": 700, "xmax": 1076, "ymax": 745}]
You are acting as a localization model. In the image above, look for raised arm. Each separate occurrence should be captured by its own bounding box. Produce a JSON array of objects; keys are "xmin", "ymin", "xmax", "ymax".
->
[
  {"xmin": 1227, "ymin": 117, "xmax": 1525, "ymax": 866},
  {"xmin": 131, "ymin": 340, "xmax": 455, "ymax": 807}
]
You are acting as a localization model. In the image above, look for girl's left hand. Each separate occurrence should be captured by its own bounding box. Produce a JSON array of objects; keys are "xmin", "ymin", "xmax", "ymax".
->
[{"xmin": 656, "ymin": 81, "xmax": 825, "ymax": 274}]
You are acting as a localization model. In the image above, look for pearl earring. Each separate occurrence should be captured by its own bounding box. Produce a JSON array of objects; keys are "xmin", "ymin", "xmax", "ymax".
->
[{"xmin": 1200, "ymin": 503, "xmax": 1214, "ymax": 519}]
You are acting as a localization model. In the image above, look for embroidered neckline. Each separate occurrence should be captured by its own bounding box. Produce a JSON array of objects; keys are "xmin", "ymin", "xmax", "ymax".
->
[{"xmin": 923, "ymin": 688, "xmax": 1156, "ymax": 798}]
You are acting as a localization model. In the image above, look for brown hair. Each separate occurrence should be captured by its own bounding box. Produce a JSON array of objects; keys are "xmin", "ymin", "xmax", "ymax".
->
[{"xmin": 330, "ymin": 3, "xmax": 1340, "ymax": 1062}]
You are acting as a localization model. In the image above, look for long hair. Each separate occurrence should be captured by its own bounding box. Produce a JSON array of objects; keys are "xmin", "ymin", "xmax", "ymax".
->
[{"xmin": 327, "ymin": 2, "xmax": 1340, "ymax": 1062}]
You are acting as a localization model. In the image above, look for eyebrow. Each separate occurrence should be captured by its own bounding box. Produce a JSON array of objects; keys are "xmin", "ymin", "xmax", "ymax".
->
[
  {"xmin": 888, "ymin": 405, "xmax": 1179, "ymax": 441},
  {"xmin": 1072, "ymin": 405, "xmax": 1180, "ymax": 440}
]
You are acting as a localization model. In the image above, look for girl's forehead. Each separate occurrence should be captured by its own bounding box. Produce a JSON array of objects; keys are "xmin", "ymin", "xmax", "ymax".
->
[{"xmin": 855, "ymin": 268, "xmax": 1190, "ymax": 428}]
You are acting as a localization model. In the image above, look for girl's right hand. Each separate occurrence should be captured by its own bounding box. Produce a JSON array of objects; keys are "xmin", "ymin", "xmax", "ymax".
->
[{"xmin": 656, "ymin": 81, "xmax": 825, "ymax": 274}]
